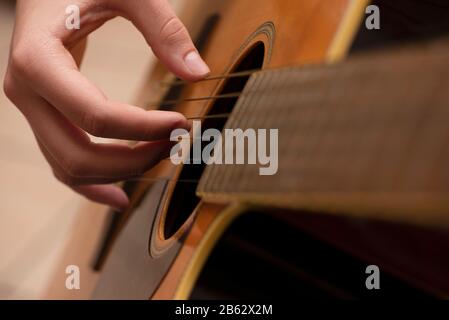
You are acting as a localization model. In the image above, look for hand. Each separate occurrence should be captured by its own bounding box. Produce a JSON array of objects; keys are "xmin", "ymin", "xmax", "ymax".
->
[{"xmin": 3, "ymin": 0, "xmax": 210, "ymax": 210}]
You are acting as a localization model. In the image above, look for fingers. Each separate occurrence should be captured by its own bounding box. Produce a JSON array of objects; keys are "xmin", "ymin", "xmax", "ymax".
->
[
  {"xmin": 113, "ymin": 0, "xmax": 210, "ymax": 81},
  {"xmin": 6, "ymin": 0, "xmax": 203, "ymax": 209},
  {"xmin": 10, "ymin": 38, "xmax": 190, "ymax": 141},
  {"xmin": 72, "ymin": 185, "xmax": 129, "ymax": 211},
  {"xmin": 14, "ymin": 87, "xmax": 172, "ymax": 186},
  {"xmin": 36, "ymin": 136, "xmax": 129, "ymax": 210}
]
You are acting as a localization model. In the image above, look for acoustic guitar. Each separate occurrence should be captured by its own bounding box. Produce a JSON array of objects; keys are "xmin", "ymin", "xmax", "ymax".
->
[{"xmin": 47, "ymin": 0, "xmax": 449, "ymax": 299}]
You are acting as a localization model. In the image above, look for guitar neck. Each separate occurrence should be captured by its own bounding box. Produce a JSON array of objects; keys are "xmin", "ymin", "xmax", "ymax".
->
[{"xmin": 198, "ymin": 38, "xmax": 449, "ymax": 227}]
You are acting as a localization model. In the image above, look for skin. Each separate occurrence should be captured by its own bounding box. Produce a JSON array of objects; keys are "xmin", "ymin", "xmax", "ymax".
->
[{"xmin": 3, "ymin": 0, "xmax": 210, "ymax": 210}]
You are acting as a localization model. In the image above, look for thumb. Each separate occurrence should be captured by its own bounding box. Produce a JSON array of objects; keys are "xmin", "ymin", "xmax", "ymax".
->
[{"xmin": 114, "ymin": 0, "xmax": 210, "ymax": 81}]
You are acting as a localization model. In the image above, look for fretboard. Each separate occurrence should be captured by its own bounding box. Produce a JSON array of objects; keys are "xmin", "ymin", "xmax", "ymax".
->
[{"xmin": 197, "ymin": 38, "xmax": 449, "ymax": 227}]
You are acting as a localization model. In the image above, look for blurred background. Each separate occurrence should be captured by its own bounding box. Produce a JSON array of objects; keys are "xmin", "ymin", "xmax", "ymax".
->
[{"xmin": 0, "ymin": 0, "xmax": 183, "ymax": 299}]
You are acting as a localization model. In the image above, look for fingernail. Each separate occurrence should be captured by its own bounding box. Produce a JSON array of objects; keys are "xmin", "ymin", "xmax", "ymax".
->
[
  {"xmin": 184, "ymin": 51, "xmax": 210, "ymax": 77},
  {"xmin": 170, "ymin": 113, "xmax": 192, "ymax": 131}
]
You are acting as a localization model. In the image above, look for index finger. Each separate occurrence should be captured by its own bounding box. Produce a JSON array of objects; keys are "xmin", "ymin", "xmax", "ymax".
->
[{"xmin": 13, "ymin": 36, "xmax": 190, "ymax": 141}]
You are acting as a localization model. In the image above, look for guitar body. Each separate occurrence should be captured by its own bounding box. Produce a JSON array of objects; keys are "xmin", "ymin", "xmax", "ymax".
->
[
  {"xmin": 91, "ymin": 0, "xmax": 368, "ymax": 299},
  {"xmin": 47, "ymin": 0, "xmax": 449, "ymax": 299}
]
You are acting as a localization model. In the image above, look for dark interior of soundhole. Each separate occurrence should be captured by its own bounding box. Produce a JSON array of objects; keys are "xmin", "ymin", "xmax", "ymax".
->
[
  {"xmin": 163, "ymin": 42, "xmax": 266, "ymax": 239},
  {"xmin": 190, "ymin": 212, "xmax": 431, "ymax": 299}
]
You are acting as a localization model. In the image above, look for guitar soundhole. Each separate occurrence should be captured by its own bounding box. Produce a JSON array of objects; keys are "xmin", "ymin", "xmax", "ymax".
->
[{"xmin": 163, "ymin": 42, "xmax": 266, "ymax": 240}]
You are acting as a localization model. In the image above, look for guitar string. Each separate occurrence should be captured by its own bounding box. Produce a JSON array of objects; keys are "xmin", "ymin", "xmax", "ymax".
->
[
  {"xmin": 150, "ymin": 68, "xmax": 317, "ymax": 109},
  {"xmin": 133, "ymin": 67, "xmax": 312, "ymax": 184},
  {"xmin": 158, "ymin": 68, "xmax": 262, "ymax": 87},
  {"xmin": 156, "ymin": 61, "xmax": 321, "ymax": 88},
  {"xmin": 185, "ymin": 113, "xmax": 231, "ymax": 120},
  {"xmin": 125, "ymin": 177, "xmax": 200, "ymax": 184},
  {"xmin": 151, "ymin": 92, "xmax": 242, "ymax": 108},
  {"xmin": 151, "ymin": 68, "xmax": 262, "ymax": 106},
  {"xmin": 137, "ymin": 86, "xmax": 297, "ymax": 184}
]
